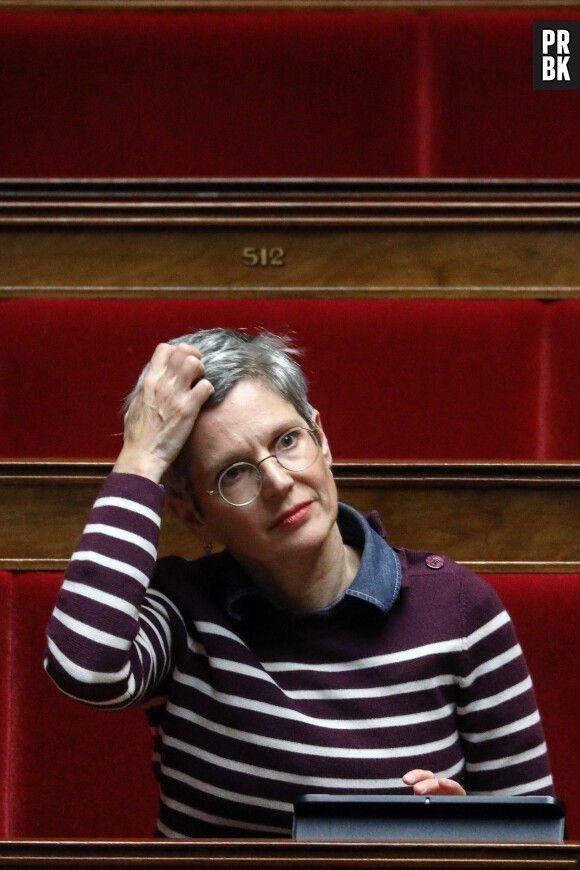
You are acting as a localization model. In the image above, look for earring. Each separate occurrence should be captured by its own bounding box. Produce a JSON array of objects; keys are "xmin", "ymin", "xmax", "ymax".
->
[{"xmin": 203, "ymin": 540, "xmax": 213, "ymax": 556}]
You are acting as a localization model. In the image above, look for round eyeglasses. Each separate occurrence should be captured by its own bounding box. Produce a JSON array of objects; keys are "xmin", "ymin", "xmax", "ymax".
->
[{"xmin": 207, "ymin": 427, "xmax": 320, "ymax": 506}]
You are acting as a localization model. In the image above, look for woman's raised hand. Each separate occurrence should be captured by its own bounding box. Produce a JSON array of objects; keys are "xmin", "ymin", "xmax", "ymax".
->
[{"xmin": 113, "ymin": 343, "xmax": 215, "ymax": 482}]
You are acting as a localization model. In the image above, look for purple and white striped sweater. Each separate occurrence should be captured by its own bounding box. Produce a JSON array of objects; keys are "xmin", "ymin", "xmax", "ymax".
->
[{"xmin": 44, "ymin": 473, "xmax": 554, "ymax": 838}]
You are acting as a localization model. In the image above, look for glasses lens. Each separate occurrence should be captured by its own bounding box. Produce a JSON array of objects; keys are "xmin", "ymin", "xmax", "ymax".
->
[
  {"xmin": 275, "ymin": 428, "xmax": 319, "ymax": 472},
  {"xmin": 218, "ymin": 462, "xmax": 261, "ymax": 506}
]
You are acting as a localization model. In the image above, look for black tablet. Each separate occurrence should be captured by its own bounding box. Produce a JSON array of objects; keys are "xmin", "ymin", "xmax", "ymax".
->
[{"xmin": 293, "ymin": 794, "xmax": 566, "ymax": 842}]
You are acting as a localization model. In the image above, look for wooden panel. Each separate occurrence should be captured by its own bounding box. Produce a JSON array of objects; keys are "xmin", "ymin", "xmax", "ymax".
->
[
  {"xmin": 0, "ymin": 839, "xmax": 579, "ymax": 869},
  {"xmin": 2, "ymin": 460, "xmax": 579, "ymax": 572},
  {"xmin": 1, "ymin": 180, "xmax": 580, "ymax": 299}
]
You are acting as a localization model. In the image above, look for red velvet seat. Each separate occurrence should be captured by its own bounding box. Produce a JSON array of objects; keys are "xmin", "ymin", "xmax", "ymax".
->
[
  {"xmin": 0, "ymin": 11, "xmax": 421, "ymax": 178},
  {"xmin": 0, "ymin": 298, "xmax": 545, "ymax": 461},
  {"xmin": 426, "ymin": 11, "xmax": 580, "ymax": 178}
]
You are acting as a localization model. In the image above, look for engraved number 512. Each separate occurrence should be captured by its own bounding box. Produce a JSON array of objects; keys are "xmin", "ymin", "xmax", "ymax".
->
[{"xmin": 243, "ymin": 247, "xmax": 285, "ymax": 267}]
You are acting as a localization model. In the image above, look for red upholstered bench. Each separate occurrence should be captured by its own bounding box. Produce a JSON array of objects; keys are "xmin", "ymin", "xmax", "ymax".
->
[
  {"xmin": 0, "ymin": 11, "xmax": 421, "ymax": 178},
  {"xmin": 1, "ymin": 570, "xmax": 578, "ymax": 838},
  {"xmin": 0, "ymin": 572, "xmax": 11, "ymax": 838},
  {"xmin": 420, "ymin": 11, "xmax": 580, "ymax": 178},
  {"xmin": 4, "ymin": 572, "xmax": 158, "ymax": 839},
  {"xmin": 1, "ymin": 10, "xmax": 580, "ymax": 180},
  {"xmin": 543, "ymin": 300, "xmax": 580, "ymax": 459},
  {"xmin": 483, "ymin": 574, "xmax": 580, "ymax": 841},
  {"xmin": 0, "ymin": 297, "xmax": 546, "ymax": 461}
]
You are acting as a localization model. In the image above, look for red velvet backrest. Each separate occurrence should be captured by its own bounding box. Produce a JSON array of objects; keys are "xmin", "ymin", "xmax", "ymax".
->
[
  {"xmin": 484, "ymin": 574, "xmax": 580, "ymax": 840},
  {"xmin": 2, "ymin": 10, "xmax": 580, "ymax": 178},
  {"xmin": 0, "ymin": 298, "xmax": 545, "ymax": 461},
  {"xmin": 426, "ymin": 12, "xmax": 580, "ymax": 178},
  {"xmin": 0, "ymin": 572, "xmax": 11, "ymax": 838},
  {"xmin": 543, "ymin": 300, "xmax": 580, "ymax": 459},
  {"xmin": 8, "ymin": 572, "xmax": 158, "ymax": 838},
  {"xmin": 0, "ymin": 11, "xmax": 421, "ymax": 178}
]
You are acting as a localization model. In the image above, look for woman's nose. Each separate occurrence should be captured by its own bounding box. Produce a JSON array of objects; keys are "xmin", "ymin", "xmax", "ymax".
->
[{"xmin": 259, "ymin": 456, "xmax": 294, "ymax": 499}]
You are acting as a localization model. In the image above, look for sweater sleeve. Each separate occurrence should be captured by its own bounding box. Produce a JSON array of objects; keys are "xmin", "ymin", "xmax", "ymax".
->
[
  {"xmin": 44, "ymin": 472, "xmax": 180, "ymax": 710},
  {"xmin": 455, "ymin": 568, "xmax": 554, "ymax": 797}
]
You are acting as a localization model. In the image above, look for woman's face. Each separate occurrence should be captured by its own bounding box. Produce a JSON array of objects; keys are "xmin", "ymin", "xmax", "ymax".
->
[{"xmin": 183, "ymin": 379, "xmax": 339, "ymax": 580}]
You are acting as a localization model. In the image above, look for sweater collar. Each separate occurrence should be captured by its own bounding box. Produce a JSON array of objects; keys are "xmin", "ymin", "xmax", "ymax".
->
[{"xmin": 221, "ymin": 502, "xmax": 401, "ymax": 621}]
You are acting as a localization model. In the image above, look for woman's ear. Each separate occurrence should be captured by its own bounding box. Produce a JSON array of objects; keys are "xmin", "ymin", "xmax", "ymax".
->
[
  {"xmin": 167, "ymin": 495, "xmax": 207, "ymax": 541},
  {"xmin": 312, "ymin": 409, "xmax": 332, "ymax": 467}
]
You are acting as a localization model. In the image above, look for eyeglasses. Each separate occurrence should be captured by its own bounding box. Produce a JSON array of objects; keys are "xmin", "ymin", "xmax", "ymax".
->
[{"xmin": 207, "ymin": 427, "xmax": 320, "ymax": 506}]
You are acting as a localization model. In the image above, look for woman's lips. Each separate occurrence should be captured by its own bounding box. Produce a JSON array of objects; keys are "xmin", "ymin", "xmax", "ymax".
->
[{"xmin": 273, "ymin": 501, "xmax": 313, "ymax": 528}]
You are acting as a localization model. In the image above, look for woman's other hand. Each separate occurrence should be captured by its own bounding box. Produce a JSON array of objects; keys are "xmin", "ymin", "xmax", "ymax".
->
[
  {"xmin": 402, "ymin": 769, "xmax": 467, "ymax": 796},
  {"xmin": 114, "ymin": 343, "xmax": 214, "ymax": 482}
]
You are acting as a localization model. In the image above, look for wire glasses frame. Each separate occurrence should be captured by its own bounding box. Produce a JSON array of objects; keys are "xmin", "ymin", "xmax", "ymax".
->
[{"xmin": 206, "ymin": 427, "xmax": 320, "ymax": 506}]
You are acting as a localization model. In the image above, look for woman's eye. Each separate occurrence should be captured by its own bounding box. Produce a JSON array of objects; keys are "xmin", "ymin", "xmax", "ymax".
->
[
  {"xmin": 222, "ymin": 465, "xmax": 246, "ymax": 485},
  {"xmin": 221, "ymin": 463, "xmax": 252, "ymax": 486},
  {"xmin": 278, "ymin": 429, "xmax": 300, "ymax": 451}
]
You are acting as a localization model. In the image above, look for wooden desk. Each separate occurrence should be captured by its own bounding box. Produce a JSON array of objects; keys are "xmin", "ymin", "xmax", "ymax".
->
[
  {"xmin": 1, "ymin": 839, "xmax": 579, "ymax": 869},
  {"xmin": 2, "ymin": 460, "xmax": 579, "ymax": 572},
  {"xmin": 1, "ymin": 180, "xmax": 580, "ymax": 300}
]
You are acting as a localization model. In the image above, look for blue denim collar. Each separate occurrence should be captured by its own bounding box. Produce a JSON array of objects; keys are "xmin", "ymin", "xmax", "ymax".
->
[{"xmin": 222, "ymin": 502, "xmax": 401, "ymax": 620}]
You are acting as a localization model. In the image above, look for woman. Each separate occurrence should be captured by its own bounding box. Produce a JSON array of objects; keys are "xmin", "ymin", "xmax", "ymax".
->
[{"xmin": 45, "ymin": 329, "xmax": 554, "ymax": 838}]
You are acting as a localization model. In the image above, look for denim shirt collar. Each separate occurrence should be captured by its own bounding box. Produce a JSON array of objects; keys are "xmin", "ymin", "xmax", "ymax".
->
[{"xmin": 222, "ymin": 502, "xmax": 401, "ymax": 621}]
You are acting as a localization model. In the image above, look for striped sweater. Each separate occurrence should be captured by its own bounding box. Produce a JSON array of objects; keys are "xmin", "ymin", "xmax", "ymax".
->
[{"xmin": 44, "ymin": 473, "xmax": 554, "ymax": 838}]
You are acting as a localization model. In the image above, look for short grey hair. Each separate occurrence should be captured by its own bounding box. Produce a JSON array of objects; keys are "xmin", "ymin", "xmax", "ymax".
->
[{"xmin": 127, "ymin": 328, "xmax": 316, "ymax": 500}]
